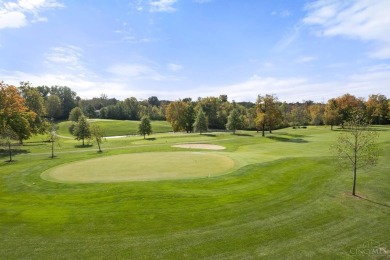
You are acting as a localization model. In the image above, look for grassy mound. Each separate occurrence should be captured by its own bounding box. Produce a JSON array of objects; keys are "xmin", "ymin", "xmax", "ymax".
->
[{"xmin": 41, "ymin": 152, "xmax": 235, "ymax": 183}]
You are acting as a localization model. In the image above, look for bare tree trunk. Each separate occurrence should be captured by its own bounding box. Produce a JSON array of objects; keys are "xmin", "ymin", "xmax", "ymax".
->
[
  {"xmin": 8, "ymin": 143, "xmax": 12, "ymax": 162},
  {"xmin": 352, "ymin": 133, "xmax": 358, "ymax": 196},
  {"xmin": 97, "ymin": 139, "xmax": 101, "ymax": 152},
  {"xmin": 51, "ymin": 140, "xmax": 54, "ymax": 158},
  {"xmin": 262, "ymin": 123, "xmax": 265, "ymax": 137}
]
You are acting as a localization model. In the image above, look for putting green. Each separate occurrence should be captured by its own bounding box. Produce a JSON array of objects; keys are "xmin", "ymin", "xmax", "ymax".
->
[{"xmin": 41, "ymin": 152, "xmax": 235, "ymax": 183}]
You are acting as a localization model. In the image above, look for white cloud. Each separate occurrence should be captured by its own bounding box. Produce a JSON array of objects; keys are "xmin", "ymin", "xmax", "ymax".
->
[
  {"xmin": 0, "ymin": 0, "xmax": 63, "ymax": 29},
  {"xmin": 0, "ymin": 10, "xmax": 26, "ymax": 28},
  {"xmin": 1, "ymin": 64, "xmax": 389, "ymax": 102},
  {"xmin": 167, "ymin": 63, "xmax": 183, "ymax": 72},
  {"xmin": 274, "ymin": 25, "xmax": 301, "ymax": 52},
  {"xmin": 150, "ymin": 0, "xmax": 177, "ymax": 13},
  {"xmin": 303, "ymin": 0, "xmax": 390, "ymax": 59},
  {"xmin": 44, "ymin": 45, "xmax": 85, "ymax": 72}
]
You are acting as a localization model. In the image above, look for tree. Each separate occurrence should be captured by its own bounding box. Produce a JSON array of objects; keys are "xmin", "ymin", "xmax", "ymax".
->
[
  {"xmin": 290, "ymin": 103, "xmax": 310, "ymax": 128},
  {"xmin": 8, "ymin": 112, "xmax": 36, "ymax": 144},
  {"xmin": 46, "ymin": 95, "xmax": 62, "ymax": 119},
  {"xmin": 72, "ymin": 116, "xmax": 91, "ymax": 146},
  {"xmin": 90, "ymin": 124, "xmax": 105, "ymax": 152},
  {"xmin": 0, "ymin": 83, "xmax": 37, "ymax": 144},
  {"xmin": 148, "ymin": 96, "xmax": 160, "ymax": 107},
  {"xmin": 165, "ymin": 101, "xmax": 188, "ymax": 132},
  {"xmin": 0, "ymin": 126, "xmax": 18, "ymax": 162},
  {"xmin": 50, "ymin": 86, "xmax": 77, "ymax": 119},
  {"xmin": 334, "ymin": 112, "xmax": 379, "ymax": 196},
  {"xmin": 193, "ymin": 107, "xmax": 208, "ymax": 134},
  {"xmin": 324, "ymin": 98, "xmax": 341, "ymax": 130},
  {"xmin": 366, "ymin": 94, "xmax": 388, "ymax": 125},
  {"xmin": 68, "ymin": 107, "xmax": 84, "ymax": 122},
  {"xmin": 124, "ymin": 97, "xmax": 140, "ymax": 120},
  {"xmin": 22, "ymin": 87, "xmax": 47, "ymax": 135},
  {"xmin": 138, "ymin": 116, "xmax": 152, "ymax": 139},
  {"xmin": 47, "ymin": 121, "xmax": 60, "ymax": 158},
  {"xmin": 335, "ymin": 93, "xmax": 364, "ymax": 127},
  {"xmin": 256, "ymin": 94, "xmax": 281, "ymax": 136},
  {"xmin": 184, "ymin": 103, "xmax": 196, "ymax": 133},
  {"xmin": 226, "ymin": 108, "xmax": 242, "ymax": 134}
]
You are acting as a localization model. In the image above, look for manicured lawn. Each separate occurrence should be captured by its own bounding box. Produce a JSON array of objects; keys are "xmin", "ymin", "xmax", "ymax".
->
[
  {"xmin": 57, "ymin": 119, "xmax": 173, "ymax": 137},
  {"xmin": 41, "ymin": 152, "xmax": 235, "ymax": 183},
  {"xmin": 0, "ymin": 125, "xmax": 389, "ymax": 259}
]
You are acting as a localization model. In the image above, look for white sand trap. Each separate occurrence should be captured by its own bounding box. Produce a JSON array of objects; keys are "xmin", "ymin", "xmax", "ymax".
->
[{"xmin": 172, "ymin": 143, "xmax": 226, "ymax": 150}]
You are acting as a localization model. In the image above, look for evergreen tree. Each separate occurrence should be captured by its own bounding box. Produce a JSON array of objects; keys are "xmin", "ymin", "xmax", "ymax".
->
[
  {"xmin": 226, "ymin": 108, "xmax": 242, "ymax": 134},
  {"xmin": 193, "ymin": 108, "xmax": 208, "ymax": 134}
]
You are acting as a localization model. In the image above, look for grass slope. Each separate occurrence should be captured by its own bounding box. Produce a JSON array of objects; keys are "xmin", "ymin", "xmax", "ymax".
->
[
  {"xmin": 1, "ymin": 125, "xmax": 390, "ymax": 259},
  {"xmin": 57, "ymin": 119, "xmax": 173, "ymax": 137}
]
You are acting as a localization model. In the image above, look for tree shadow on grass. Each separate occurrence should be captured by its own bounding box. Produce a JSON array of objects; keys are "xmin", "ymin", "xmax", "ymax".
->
[
  {"xmin": 74, "ymin": 144, "xmax": 93, "ymax": 148},
  {"xmin": 145, "ymin": 137, "xmax": 156, "ymax": 141},
  {"xmin": 355, "ymin": 195, "xmax": 390, "ymax": 208},
  {"xmin": 0, "ymin": 148, "xmax": 30, "ymax": 156},
  {"xmin": 235, "ymin": 133, "xmax": 255, "ymax": 137},
  {"xmin": 201, "ymin": 133, "xmax": 217, "ymax": 137},
  {"xmin": 266, "ymin": 136, "xmax": 308, "ymax": 143}
]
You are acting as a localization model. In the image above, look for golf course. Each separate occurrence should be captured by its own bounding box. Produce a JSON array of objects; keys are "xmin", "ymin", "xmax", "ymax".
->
[{"xmin": 1, "ymin": 121, "xmax": 389, "ymax": 259}]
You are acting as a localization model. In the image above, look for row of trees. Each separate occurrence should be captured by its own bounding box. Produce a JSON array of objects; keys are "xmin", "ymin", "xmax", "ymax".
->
[{"xmin": 1, "ymin": 81, "xmax": 390, "ymax": 146}]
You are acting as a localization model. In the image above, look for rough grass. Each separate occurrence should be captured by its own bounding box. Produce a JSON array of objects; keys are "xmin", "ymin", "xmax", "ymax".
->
[{"xmin": 1, "ymin": 125, "xmax": 390, "ymax": 259}]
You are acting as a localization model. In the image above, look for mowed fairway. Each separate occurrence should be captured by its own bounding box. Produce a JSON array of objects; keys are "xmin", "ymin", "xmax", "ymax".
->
[
  {"xmin": 1, "ymin": 125, "xmax": 390, "ymax": 259},
  {"xmin": 41, "ymin": 152, "xmax": 235, "ymax": 183}
]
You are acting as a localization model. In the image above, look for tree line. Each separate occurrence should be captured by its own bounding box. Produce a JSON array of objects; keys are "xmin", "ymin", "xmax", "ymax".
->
[{"xmin": 1, "ymin": 81, "xmax": 389, "ymax": 146}]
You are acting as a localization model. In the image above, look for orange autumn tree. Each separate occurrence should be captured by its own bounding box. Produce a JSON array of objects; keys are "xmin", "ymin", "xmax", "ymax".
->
[{"xmin": 0, "ymin": 82, "xmax": 37, "ymax": 144}]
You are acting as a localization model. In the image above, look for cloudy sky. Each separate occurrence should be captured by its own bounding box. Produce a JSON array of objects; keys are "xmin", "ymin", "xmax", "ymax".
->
[{"xmin": 1, "ymin": 0, "xmax": 389, "ymax": 102}]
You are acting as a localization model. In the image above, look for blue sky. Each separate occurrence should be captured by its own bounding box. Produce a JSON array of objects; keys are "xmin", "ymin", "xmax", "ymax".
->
[{"xmin": 1, "ymin": 0, "xmax": 389, "ymax": 102}]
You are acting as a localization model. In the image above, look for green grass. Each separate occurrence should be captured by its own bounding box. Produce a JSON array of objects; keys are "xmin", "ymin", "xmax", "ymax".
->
[
  {"xmin": 41, "ymin": 152, "xmax": 235, "ymax": 183},
  {"xmin": 1, "ymin": 125, "xmax": 390, "ymax": 259},
  {"xmin": 57, "ymin": 119, "xmax": 173, "ymax": 137}
]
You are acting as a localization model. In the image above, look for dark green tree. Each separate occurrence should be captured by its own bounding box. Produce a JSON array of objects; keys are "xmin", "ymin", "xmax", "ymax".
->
[
  {"xmin": 226, "ymin": 108, "xmax": 242, "ymax": 134},
  {"xmin": 138, "ymin": 116, "xmax": 152, "ymax": 139},
  {"xmin": 72, "ymin": 116, "xmax": 91, "ymax": 146},
  {"xmin": 68, "ymin": 107, "xmax": 84, "ymax": 122},
  {"xmin": 184, "ymin": 103, "xmax": 196, "ymax": 133},
  {"xmin": 50, "ymin": 86, "xmax": 77, "ymax": 119},
  {"xmin": 193, "ymin": 108, "xmax": 208, "ymax": 134},
  {"xmin": 46, "ymin": 95, "xmax": 62, "ymax": 119}
]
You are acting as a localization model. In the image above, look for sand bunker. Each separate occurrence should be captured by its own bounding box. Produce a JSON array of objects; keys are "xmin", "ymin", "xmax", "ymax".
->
[{"xmin": 172, "ymin": 143, "xmax": 226, "ymax": 150}]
